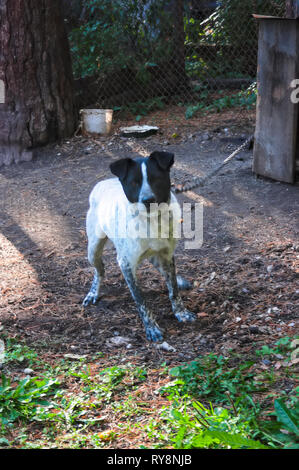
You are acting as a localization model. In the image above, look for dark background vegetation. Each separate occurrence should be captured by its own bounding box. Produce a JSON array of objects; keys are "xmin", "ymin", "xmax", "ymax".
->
[{"xmin": 62, "ymin": 0, "xmax": 285, "ymax": 115}]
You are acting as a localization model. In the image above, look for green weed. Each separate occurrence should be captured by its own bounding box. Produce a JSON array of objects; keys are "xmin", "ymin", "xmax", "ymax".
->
[
  {"xmin": 256, "ymin": 336, "xmax": 294, "ymax": 359},
  {"xmin": 162, "ymin": 353, "xmax": 263, "ymax": 409},
  {"xmin": 185, "ymin": 83, "xmax": 257, "ymax": 119},
  {"xmin": 260, "ymin": 398, "xmax": 299, "ymax": 449},
  {"xmin": 1, "ymin": 336, "xmax": 38, "ymax": 366},
  {"xmin": 0, "ymin": 374, "xmax": 59, "ymax": 427},
  {"xmin": 165, "ymin": 400, "xmax": 267, "ymax": 449},
  {"xmin": 0, "ymin": 335, "xmax": 297, "ymax": 449}
]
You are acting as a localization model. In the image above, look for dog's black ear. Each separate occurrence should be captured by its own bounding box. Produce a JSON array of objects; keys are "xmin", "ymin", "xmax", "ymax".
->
[
  {"xmin": 110, "ymin": 158, "xmax": 133, "ymax": 180},
  {"xmin": 149, "ymin": 151, "xmax": 174, "ymax": 171}
]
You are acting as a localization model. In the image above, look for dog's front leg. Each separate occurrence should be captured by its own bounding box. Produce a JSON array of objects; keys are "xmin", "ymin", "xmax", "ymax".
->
[
  {"xmin": 150, "ymin": 257, "xmax": 192, "ymax": 291},
  {"xmin": 160, "ymin": 256, "xmax": 196, "ymax": 323},
  {"xmin": 118, "ymin": 257, "xmax": 163, "ymax": 342}
]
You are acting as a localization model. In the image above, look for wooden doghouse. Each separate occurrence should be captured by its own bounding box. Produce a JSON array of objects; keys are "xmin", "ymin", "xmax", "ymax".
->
[{"xmin": 253, "ymin": 15, "xmax": 299, "ymax": 183}]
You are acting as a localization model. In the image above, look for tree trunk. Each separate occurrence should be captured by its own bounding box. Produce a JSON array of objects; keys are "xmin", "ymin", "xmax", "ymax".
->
[{"xmin": 0, "ymin": 0, "xmax": 77, "ymax": 166}]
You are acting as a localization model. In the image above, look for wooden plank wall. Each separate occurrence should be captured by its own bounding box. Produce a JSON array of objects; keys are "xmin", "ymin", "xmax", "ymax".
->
[
  {"xmin": 286, "ymin": 0, "xmax": 299, "ymax": 18},
  {"xmin": 253, "ymin": 19, "xmax": 298, "ymax": 183}
]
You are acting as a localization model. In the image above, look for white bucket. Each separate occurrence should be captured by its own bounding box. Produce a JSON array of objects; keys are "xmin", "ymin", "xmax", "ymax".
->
[{"xmin": 80, "ymin": 109, "xmax": 113, "ymax": 136}]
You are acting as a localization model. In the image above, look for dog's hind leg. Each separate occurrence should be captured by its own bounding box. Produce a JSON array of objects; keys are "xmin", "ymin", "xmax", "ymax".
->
[
  {"xmin": 118, "ymin": 257, "xmax": 163, "ymax": 342},
  {"xmin": 156, "ymin": 255, "xmax": 196, "ymax": 322},
  {"xmin": 176, "ymin": 276, "xmax": 193, "ymax": 290},
  {"xmin": 83, "ymin": 229, "xmax": 107, "ymax": 307}
]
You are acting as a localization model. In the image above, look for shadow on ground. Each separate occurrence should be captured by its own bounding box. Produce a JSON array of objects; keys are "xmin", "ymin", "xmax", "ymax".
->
[{"xmin": 0, "ymin": 127, "xmax": 298, "ymax": 364}]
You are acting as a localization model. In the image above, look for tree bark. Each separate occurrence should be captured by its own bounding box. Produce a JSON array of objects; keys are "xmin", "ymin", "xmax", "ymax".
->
[{"xmin": 0, "ymin": 0, "xmax": 77, "ymax": 166}]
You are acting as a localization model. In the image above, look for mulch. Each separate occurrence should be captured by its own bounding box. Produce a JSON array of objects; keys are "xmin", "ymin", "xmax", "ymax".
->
[{"xmin": 0, "ymin": 107, "xmax": 298, "ymax": 366}]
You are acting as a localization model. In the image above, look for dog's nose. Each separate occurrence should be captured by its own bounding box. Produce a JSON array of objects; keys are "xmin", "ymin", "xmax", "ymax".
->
[{"xmin": 142, "ymin": 197, "xmax": 156, "ymax": 206}]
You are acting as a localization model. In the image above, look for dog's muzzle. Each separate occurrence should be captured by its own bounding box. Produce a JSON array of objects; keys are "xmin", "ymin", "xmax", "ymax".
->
[{"xmin": 141, "ymin": 197, "xmax": 156, "ymax": 210}]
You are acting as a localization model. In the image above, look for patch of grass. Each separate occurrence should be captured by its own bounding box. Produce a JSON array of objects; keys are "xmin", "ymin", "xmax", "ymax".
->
[
  {"xmin": 261, "ymin": 398, "xmax": 299, "ymax": 449},
  {"xmin": 150, "ymin": 337, "xmax": 298, "ymax": 449},
  {"xmin": 0, "ymin": 374, "xmax": 60, "ymax": 427},
  {"xmin": 160, "ymin": 400, "xmax": 267, "ymax": 449},
  {"xmin": 161, "ymin": 353, "xmax": 263, "ymax": 407},
  {"xmin": 2, "ymin": 335, "xmax": 38, "ymax": 367},
  {"xmin": 0, "ymin": 335, "xmax": 297, "ymax": 449},
  {"xmin": 185, "ymin": 83, "xmax": 257, "ymax": 119},
  {"xmin": 256, "ymin": 336, "xmax": 295, "ymax": 359}
]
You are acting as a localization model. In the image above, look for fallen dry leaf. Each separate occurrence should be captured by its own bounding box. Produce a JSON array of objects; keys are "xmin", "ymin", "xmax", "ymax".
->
[{"xmin": 197, "ymin": 312, "xmax": 209, "ymax": 318}]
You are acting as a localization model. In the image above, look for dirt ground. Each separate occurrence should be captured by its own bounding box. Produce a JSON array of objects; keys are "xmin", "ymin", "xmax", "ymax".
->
[{"xmin": 0, "ymin": 107, "xmax": 298, "ymax": 366}]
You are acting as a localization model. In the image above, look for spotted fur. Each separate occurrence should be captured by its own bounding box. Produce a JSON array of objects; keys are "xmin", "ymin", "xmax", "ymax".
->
[{"xmin": 83, "ymin": 151, "xmax": 195, "ymax": 341}]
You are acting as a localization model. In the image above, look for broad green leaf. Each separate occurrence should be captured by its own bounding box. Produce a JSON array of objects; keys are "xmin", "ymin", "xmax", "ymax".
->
[
  {"xmin": 274, "ymin": 399, "xmax": 299, "ymax": 436},
  {"xmin": 192, "ymin": 434, "xmax": 218, "ymax": 448},
  {"xmin": 169, "ymin": 367, "xmax": 182, "ymax": 377},
  {"xmin": 204, "ymin": 431, "xmax": 268, "ymax": 449}
]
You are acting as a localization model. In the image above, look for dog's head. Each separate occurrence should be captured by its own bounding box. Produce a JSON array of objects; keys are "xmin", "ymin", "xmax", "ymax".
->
[{"xmin": 110, "ymin": 151, "xmax": 174, "ymax": 207}]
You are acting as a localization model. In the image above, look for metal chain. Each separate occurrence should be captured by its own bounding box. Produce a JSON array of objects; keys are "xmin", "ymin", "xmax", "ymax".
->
[{"xmin": 174, "ymin": 135, "xmax": 254, "ymax": 194}]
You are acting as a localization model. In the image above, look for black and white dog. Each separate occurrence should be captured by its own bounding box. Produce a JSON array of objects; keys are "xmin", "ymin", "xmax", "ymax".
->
[{"xmin": 82, "ymin": 151, "xmax": 196, "ymax": 341}]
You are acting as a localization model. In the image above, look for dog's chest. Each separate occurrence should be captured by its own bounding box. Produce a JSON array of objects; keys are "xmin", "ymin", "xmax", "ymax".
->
[
  {"xmin": 91, "ymin": 178, "xmax": 181, "ymax": 262},
  {"xmin": 115, "ymin": 209, "xmax": 178, "ymax": 263}
]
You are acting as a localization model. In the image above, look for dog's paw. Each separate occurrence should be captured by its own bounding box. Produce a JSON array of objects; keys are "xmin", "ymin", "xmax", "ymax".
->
[
  {"xmin": 175, "ymin": 310, "xmax": 196, "ymax": 322},
  {"xmin": 145, "ymin": 324, "xmax": 163, "ymax": 342},
  {"xmin": 176, "ymin": 276, "xmax": 193, "ymax": 290},
  {"xmin": 82, "ymin": 292, "xmax": 100, "ymax": 307}
]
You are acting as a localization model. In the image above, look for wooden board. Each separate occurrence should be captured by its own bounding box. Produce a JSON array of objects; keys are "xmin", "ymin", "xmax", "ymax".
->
[
  {"xmin": 120, "ymin": 125, "xmax": 159, "ymax": 138},
  {"xmin": 286, "ymin": 0, "xmax": 299, "ymax": 18},
  {"xmin": 253, "ymin": 19, "xmax": 299, "ymax": 183},
  {"xmin": 252, "ymin": 15, "xmax": 290, "ymax": 20}
]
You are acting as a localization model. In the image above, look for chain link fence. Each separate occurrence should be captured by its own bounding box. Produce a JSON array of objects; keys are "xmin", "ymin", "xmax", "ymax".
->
[{"xmin": 63, "ymin": 0, "xmax": 286, "ymax": 120}]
